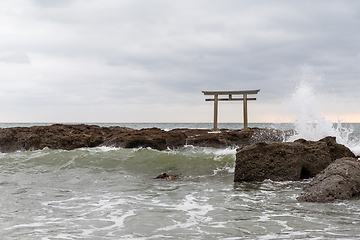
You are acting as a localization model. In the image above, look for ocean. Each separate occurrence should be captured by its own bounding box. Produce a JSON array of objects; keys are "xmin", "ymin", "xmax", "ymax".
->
[{"xmin": 1, "ymin": 122, "xmax": 360, "ymax": 239}]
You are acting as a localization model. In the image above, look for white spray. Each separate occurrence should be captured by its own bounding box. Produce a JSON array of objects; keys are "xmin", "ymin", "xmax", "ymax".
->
[{"xmin": 284, "ymin": 65, "xmax": 359, "ymax": 155}]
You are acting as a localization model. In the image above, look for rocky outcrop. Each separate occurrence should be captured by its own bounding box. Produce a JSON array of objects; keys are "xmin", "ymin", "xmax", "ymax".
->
[
  {"xmin": 0, "ymin": 124, "xmax": 112, "ymax": 152},
  {"xmin": 234, "ymin": 137, "xmax": 355, "ymax": 182},
  {"xmin": 176, "ymin": 127, "xmax": 292, "ymax": 149},
  {"xmin": 0, "ymin": 124, "xmax": 292, "ymax": 153},
  {"xmin": 104, "ymin": 127, "xmax": 187, "ymax": 150},
  {"xmin": 297, "ymin": 157, "xmax": 360, "ymax": 202}
]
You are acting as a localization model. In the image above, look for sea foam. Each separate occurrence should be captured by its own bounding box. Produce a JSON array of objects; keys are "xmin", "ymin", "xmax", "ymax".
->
[{"xmin": 283, "ymin": 65, "xmax": 360, "ymax": 156}]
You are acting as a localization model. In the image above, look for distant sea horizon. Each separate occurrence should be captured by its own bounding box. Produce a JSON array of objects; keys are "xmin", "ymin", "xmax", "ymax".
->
[
  {"xmin": 0, "ymin": 122, "xmax": 294, "ymax": 130},
  {"xmin": 1, "ymin": 121, "xmax": 358, "ymax": 130}
]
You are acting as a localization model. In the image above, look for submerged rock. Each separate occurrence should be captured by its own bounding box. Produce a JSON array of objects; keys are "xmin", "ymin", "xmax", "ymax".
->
[
  {"xmin": 0, "ymin": 124, "xmax": 292, "ymax": 153},
  {"xmin": 234, "ymin": 137, "xmax": 355, "ymax": 182},
  {"xmin": 297, "ymin": 157, "xmax": 360, "ymax": 203},
  {"xmin": 155, "ymin": 173, "xmax": 178, "ymax": 180}
]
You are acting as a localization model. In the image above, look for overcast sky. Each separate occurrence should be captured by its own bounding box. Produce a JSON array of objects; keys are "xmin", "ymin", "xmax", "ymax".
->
[{"xmin": 1, "ymin": 0, "xmax": 359, "ymax": 123}]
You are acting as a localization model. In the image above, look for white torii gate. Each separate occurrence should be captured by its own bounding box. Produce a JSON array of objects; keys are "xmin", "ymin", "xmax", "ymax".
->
[{"xmin": 202, "ymin": 89, "xmax": 260, "ymax": 131}]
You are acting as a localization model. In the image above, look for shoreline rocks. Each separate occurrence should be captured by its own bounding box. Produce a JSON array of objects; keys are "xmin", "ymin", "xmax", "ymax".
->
[
  {"xmin": 234, "ymin": 137, "xmax": 355, "ymax": 182},
  {"xmin": 0, "ymin": 124, "xmax": 292, "ymax": 153},
  {"xmin": 2, "ymin": 124, "xmax": 360, "ymax": 202},
  {"xmin": 297, "ymin": 157, "xmax": 360, "ymax": 203}
]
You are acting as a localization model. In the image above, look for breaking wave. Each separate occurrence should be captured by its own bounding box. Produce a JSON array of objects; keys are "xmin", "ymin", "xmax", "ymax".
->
[{"xmin": 282, "ymin": 65, "xmax": 360, "ymax": 156}]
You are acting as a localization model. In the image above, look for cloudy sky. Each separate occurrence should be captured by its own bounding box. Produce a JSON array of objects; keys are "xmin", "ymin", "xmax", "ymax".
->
[{"xmin": 1, "ymin": 0, "xmax": 359, "ymax": 123}]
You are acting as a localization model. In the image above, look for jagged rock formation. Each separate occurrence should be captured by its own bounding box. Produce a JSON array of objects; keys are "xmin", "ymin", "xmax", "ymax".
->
[
  {"xmin": 297, "ymin": 157, "xmax": 360, "ymax": 202},
  {"xmin": 0, "ymin": 124, "xmax": 292, "ymax": 153},
  {"xmin": 234, "ymin": 137, "xmax": 355, "ymax": 182}
]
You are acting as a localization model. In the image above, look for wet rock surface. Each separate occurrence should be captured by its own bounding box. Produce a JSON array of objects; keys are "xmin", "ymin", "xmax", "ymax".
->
[
  {"xmin": 155, "ymin": 173, "xmax": 178, "ymax": 180},
  {"xmin": 0, "ymin": 124, "xmax": 292, "ymax": 153},
  {"xmin": 175, "ymin": 127, "xmax": 292, "ymax": 149},
  {"xmin": 234, "ymin": 137, "xmax": 355, "ymax": 182},
  {"xmin": 0, "ymin": 124, "xmax": 112, "ymax": 152},
  {"xmin": 297, "ymin": 157, "xmax": 360, "ymax": 203}
]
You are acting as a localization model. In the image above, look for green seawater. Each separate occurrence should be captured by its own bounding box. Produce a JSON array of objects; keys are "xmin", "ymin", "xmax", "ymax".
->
[{"xmin": 0, "ymin": 123, "xmax": 360, "ymax": 239}]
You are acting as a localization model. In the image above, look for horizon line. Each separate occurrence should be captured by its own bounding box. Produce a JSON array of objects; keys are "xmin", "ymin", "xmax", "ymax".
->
[{"xmin": 1, "ymin": 122, "xmax": 359, "ymax": 124}]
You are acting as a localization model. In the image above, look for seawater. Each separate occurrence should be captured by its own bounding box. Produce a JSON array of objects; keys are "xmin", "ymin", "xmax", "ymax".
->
[{"xmin": 1, "ymin": 122, "xmax": 360, "ymax": 239}]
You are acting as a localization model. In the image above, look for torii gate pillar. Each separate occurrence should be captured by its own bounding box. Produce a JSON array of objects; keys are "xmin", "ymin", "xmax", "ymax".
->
[{"xmin": 202, "ymin": 90, "xmax": 260, "ymax": 131}]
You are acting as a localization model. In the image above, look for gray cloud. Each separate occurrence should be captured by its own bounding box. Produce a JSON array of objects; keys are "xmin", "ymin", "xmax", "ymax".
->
[
  {"xmin": 0, "ymin": 52, "xmax": 31, "ymax": 64},
  {"xmin": 30, "ymin": 0, "xmax": 76, "ymax": 8},
  {"xmin": 0, "ymin": 0, "xmax": 359, "ymax": 122}
]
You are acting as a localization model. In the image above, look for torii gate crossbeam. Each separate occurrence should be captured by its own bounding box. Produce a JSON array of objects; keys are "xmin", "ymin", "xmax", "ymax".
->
[{"xmin": 202, "ymin": 89, "xmax": 260, "ymax": 131}]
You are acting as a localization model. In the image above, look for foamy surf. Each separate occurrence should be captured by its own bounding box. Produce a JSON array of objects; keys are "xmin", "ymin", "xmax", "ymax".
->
[
  {"xmin": 283, "ymin": 65, "xmax": 360, "ymax": 156},
  {"xmin": 1, "ymin": 123, "xmax": 360, "ymax": 239}
]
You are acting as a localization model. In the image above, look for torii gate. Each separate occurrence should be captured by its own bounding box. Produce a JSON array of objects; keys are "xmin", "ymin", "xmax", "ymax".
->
[{"xmin": 202, "ymin": 89, "xmax": 260, "ymax": 131}]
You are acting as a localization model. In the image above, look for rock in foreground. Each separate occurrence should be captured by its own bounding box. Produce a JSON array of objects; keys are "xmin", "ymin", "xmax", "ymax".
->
[
  {"xmin": 0, "ymin": 124, "xmax": 292, "ymax": 153},
  {"xmin": 297, "ymin": 157, "xmax": 360, "ymax": 203},
  {"xmin": 234, "ymin": 137, "xmax": 355, "ymax": 182}
]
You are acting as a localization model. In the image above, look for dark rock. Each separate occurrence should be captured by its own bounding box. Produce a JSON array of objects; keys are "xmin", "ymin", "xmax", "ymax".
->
[
  {"xmin": 234, "ymin": 137, "xmax": 355, "ymax": 182},
  {"xmin": 173, "ymin": 127, "xmax": 292, "ymax": 149},
  {"xmin": 0, "ymin": 124, "xmax": 111, "ymax": 152},
  {"xmin": 319, "ymin": 136, "xmax": 355, "ymax": 161},
  {"xmin": 155, "ymin": 173, "xmax": 178, "ymax": 180},
  {"xmin": 104, "ymin": 128, "xmax": 187, "ymax": 151},
  {"xmin": 0, "ymin": 124, "xmax": 292, "ymax": 153},
  {"xmin": 297, "ymin": 157, "xmax": 360, "ymax": 202}
]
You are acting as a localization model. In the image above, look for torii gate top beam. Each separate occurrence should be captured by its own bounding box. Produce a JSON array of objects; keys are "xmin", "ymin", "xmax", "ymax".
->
[
  {"xmin": 202, "ymin": 90, "xmax": 260, "ymax": 95},
  {"xmin": 202, "ymin": 89, "xmax": 260, "ymax": 131}
]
